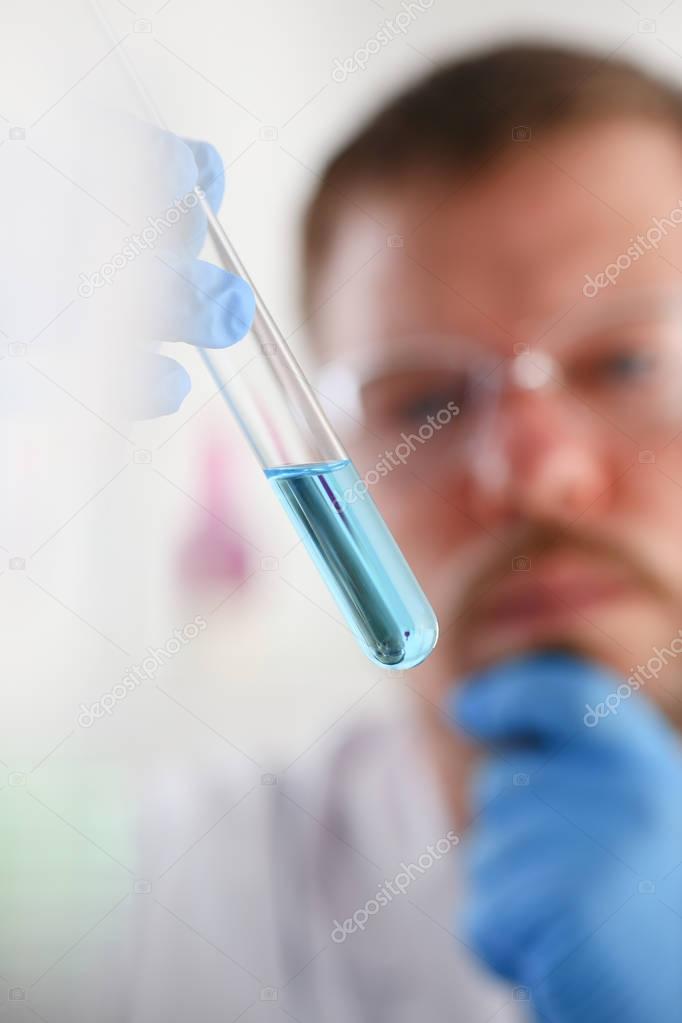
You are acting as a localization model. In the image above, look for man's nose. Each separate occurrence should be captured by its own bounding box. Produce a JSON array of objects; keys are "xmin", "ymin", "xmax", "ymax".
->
[{"xmin": 462, "ymin": 388, "xmax": 612, "ymax": 526}]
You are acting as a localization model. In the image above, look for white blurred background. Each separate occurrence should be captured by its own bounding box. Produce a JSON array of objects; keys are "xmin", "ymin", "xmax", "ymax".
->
[{"xmin": 2, "ymin": 0, "xmax": 682, "ymax": 1017}]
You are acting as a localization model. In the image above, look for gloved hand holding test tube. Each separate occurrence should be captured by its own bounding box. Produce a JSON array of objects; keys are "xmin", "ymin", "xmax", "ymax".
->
[{"xmin": 90, "ymin": 2, "xmax": 438, "ymax": 669}]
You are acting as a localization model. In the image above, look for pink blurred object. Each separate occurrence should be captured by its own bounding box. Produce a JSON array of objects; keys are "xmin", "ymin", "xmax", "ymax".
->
[{"xmin": 178, "ymin": 435, "xmax": 250, "ymax": 587}]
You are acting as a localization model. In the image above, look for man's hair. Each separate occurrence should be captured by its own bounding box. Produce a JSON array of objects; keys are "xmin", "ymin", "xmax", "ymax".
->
[{"xmin": 302, "ymin": 41, "xmax": 682, "ymax": 313}]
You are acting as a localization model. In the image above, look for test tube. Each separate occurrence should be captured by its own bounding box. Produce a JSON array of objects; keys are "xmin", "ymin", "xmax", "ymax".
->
[
  {"xmin": 200, "ymin": 204, "xmax": 438, "ymax": 669},
  {"xmin": 87, "ymin": 0, "xmax": 437, "ymax": 669}
]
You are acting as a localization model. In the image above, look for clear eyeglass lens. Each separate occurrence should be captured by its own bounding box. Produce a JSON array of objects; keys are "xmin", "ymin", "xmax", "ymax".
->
[
  {"xmin": 331, "ymin": 300, "xmax": 682, "ymax": 476},
  {"xmin": 559, "ymin": 312, "xmax": 682, "ymax": 431}
]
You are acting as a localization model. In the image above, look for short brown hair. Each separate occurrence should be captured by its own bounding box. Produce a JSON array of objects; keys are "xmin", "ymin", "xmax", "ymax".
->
[{"xmin": 302, "ymin": 41, "xmax": 682, "ymax": 313}]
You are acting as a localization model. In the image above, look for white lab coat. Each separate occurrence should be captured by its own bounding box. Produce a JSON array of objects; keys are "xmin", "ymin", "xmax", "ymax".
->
[{"xmin": 124, "ymin": 711, "xmax": 528, "ymax": 1023}]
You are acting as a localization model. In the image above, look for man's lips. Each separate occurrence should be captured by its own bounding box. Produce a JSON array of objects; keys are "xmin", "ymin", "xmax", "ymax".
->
[{"xmin": 472, "ymin": 558, "xmax": 642, "ymax": 630}]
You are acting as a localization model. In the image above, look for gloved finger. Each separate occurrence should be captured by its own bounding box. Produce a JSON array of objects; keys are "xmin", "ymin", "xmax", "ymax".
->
[
  {"xmin": 128, "ymin": 353, "xmax": 192, "ymax": 419},
  {"xmin": 466, "ymin": 753, "xmax": 611, "ymax": 873},
  {"xmin": 117, "ymin": 126, "xmax": 220, "ymax": 213},
  {"xmin": 466, "ymin": 778, "xmax": 624, "ymax": 877},
  {"xmin": 465, "ymin": 811, "xmax": 562, "ymax": 881},
  {"xmin": 183, "ymin": 138, "xmax": 226, "ymax": 214},
  {"xmin": 79, "ymin": 117, "xmax": 197, "ymax": 225},
  {"xmin": 143, "ymin": 139, "xmax": 225, "ymax": 261},
  {"xmin": 157, "ymin": 138, "xmax": 225, "ymax": 259},
  {"xmin": 109, "ymin": 132, "xmax": 224, "ymax": 261},
  {"xmin": 470, "ymin": 747, "xmax": 637, "ymax": 825},
  {"xmin": 448, "ymin": 652, "xmax": 627, "ymax": 747},
  {"xmin": 470, "ymin": 750, "xmax": 547, "ymax": 808},
  {"xmin": 150, "ymin": 257, "xmax": 255, "ymax": 348},
  {"xmin": 456, "ymin": 875, "xmax": 537, "ymax": 982}
]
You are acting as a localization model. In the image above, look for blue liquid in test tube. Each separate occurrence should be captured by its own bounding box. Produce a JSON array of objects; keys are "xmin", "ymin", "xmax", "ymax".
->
[{"xmin": 265, "ymin": 460, "xmax": 438, "ymax": 668}]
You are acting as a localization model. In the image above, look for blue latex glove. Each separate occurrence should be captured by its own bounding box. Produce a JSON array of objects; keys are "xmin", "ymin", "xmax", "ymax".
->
[
  {"xmin": 448, "ymin": 652, "xmax": 682, "ymax": 1021},
  {"xmin": 129, "ymin": 130, "xmax": 254, "ymax": 417}
]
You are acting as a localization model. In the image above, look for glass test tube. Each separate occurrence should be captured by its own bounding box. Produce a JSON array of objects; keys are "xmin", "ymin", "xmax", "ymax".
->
[
  {"xmin": 84, "ymin": 0, "xmax": 437, "ymax": 668},
  {"xmin": 199, "ymin": 203, "xmax": 438, "ymax": 669}
]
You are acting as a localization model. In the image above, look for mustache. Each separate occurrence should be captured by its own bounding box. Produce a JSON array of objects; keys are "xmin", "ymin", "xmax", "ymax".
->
[{"xmin": 456, "ymin": 521, "xmax": 673, "ymax": 622}]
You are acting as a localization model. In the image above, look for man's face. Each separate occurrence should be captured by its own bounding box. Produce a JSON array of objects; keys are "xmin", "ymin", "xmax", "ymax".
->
[{"xmin": 312, "ymin": 119, "xmax": 682, "ymax": 726}]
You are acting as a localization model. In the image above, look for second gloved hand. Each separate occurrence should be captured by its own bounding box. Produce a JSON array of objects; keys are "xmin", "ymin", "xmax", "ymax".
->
[{"xmin": 448, "ymin": 652, "xmax": 682, "ymax": 1022}]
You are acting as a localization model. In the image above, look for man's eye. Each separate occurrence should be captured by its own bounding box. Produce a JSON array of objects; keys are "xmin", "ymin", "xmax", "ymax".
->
[
  {"xmin": 596, "ymin": 349, "xmax": 656, "ymax": 383},
  {"xmin": 399, "ymin": 389, "xmax": 464, "ymax": 422},
  {"xmin": 364, "ymin": 372, "xmax": 469, "ymax": 428}
]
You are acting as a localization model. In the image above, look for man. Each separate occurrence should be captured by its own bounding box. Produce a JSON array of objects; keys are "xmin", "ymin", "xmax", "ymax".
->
[
  {"xmin": 265, "ymin": 42, "xmax": 682, "ymax": 1022},
  {"xmin": 135, "ymin": 42, "xmax": 682, "ymax": 1022}
]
